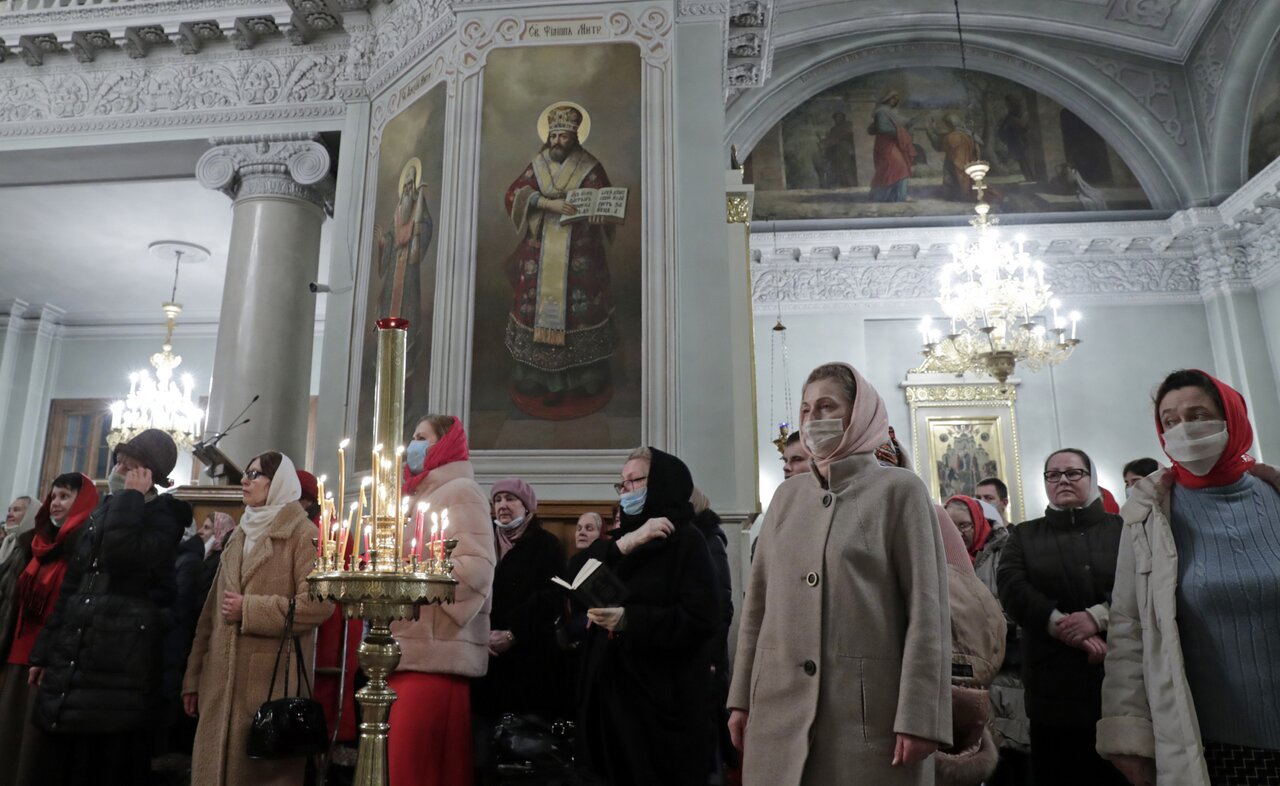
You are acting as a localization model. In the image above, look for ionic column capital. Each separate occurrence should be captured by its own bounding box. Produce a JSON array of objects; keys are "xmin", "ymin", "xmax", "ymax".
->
[{"xmin": 196, "ymin": 133, "xmax": 334, "ymax": 214}]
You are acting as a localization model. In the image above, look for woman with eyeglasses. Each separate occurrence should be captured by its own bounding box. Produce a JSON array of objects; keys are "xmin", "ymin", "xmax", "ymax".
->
[
  {"xmin": 1098, "ymin": 370, "xmax": 1280, "ymax": 786},
  {"xmin": 576, "ymin": 447, "xmax": 719, "ymax": 786},
  {"xmin": 182, "ymin": 452, "xmax": 334, "ymax": 786},
  {"xmin": 996, "ymin": 448, "xmax": 1125, "ymax": 786}
]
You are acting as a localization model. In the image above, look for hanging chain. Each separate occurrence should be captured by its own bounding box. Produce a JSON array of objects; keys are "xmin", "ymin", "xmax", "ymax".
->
[{"xmin": 169, "ymin": 249, "xmax": 184, "ymax": 303}]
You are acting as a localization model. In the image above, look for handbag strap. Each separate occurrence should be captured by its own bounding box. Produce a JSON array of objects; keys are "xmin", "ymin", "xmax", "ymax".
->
[{"xmin": 265, "ymin": 598, "xmax": 298, "ymax": 701}]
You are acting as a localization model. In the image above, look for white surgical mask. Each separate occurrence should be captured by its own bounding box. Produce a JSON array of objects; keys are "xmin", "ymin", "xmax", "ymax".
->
[
  {"xmin": 1163, "ymin": 420, "xmax": 1229, "ymax": 476},
  {"xmin": 802, "ymin": 419, "xmax": 845, "ymax": 459},
  {"xmin": 107, "ymin": 472, "xmax": 127, "ymax": 496},
  {"xmin": 494, "ymin": 515, "xmax": 525, "ymax": 530}
]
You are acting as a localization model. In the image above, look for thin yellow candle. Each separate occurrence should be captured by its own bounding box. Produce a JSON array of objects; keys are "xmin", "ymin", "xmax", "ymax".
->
[
  {"xmin": 394, "ymin": 445, "xmax": 404, "ymax": 558},
  {"xmin": 338, "ymin": 438, "xmax": 349, "ymax": 525},
  {"xmin": 358, "ymin": 475, "xmax": 372, "ymax": 528},
  {"xmin": 372, "ymin": 444, "xmax": 383, "ymax": 546},
  {"xmin": 343, "ymin": 501, "xmax": 357, "ymax": 570}
]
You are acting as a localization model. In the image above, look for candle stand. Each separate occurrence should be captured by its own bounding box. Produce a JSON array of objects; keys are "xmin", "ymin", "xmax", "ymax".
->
[{"xmin": 307, "ymin": 316, "xmax": 457, "ymax": 786}]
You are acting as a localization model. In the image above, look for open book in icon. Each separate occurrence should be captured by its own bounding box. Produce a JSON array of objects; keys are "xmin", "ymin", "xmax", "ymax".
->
[{"xmin": 551, "ymin": 558, "xmax": 629, "ymax": 608}]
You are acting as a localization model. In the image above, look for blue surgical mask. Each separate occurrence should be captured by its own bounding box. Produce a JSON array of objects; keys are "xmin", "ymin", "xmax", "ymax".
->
[
  {"xmin": 107, "ymin": 471, "xmax": 127, "ymax": 496},
  {"xmin": 406, "ymin": 440, "xmax": 430, "ymax": 474},
  {"xmin": 619, "ymin": 487, "xmax": 647, "ymax": 516}
]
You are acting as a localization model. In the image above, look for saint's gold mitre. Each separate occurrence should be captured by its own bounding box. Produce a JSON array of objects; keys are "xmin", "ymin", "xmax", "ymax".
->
[{"xmin": 547, "ymin": 106, "xmax": 583, "ymax": 135}]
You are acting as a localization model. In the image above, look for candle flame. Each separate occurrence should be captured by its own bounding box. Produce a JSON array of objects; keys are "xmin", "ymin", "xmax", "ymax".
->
[
  {"xmin": 318, "ymin": 474, "xmax": 327, "ymax": 484},
  {"xmin": 339, "ymin": 438, "xmax": 350, "ymax": 449},
  {"xmin": 349, "ymin": 501, "xmax": 358, "ymax": 511},
  {"xmin": 395, "ymin": 445, "xmax": 405, "ymax": 456},
  {"xmin": 361, "ymin": 476, "xmax": 374, "ymax": 487},
  {"xmin": 373, "ymin": 443, "xmax": 384, "ymax": 453},
  {"xmin": 417, "ymin": 501, "xmax": 428, "ymax": 512}
]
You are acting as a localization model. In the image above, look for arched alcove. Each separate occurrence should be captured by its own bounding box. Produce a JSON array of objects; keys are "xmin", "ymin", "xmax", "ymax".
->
[
  {"xmin": 1205, "ymin": 0, "xmax": 1280, "ymax": 197},
  {"xmin": 727, "ymin": 34, "xmax": 1192, "ymax": 213}
]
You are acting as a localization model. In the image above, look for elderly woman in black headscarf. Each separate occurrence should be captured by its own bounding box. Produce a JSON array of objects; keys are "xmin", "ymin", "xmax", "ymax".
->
[{"xmin": 576, "ymin": 447, "xmax": 720, "ymax": 786}]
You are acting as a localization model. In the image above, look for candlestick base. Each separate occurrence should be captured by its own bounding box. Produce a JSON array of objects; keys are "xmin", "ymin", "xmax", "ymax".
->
[{"xmin": 308, "ymin": 569, "xmax": 458, "ymax": 786}]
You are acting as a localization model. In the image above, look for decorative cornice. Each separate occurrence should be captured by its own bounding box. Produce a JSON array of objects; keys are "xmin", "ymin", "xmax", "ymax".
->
[
  {"xmin": 748, "ymin": 164, "xmax": 1280, "ymax": 311},
  {"xmin": 0, "ymin": 44, "xmax": 347, "ymax": 136},
  {"xmin": 677, "ymin": 1, "xmax": 728, "ymax": 19},
  {"xmin": 725, "ymin": 0, "xmax": 771, "ymax": 90},
  {"xmin": 197, "ymin": 132, "xmax": 334, "ymax": 212}
]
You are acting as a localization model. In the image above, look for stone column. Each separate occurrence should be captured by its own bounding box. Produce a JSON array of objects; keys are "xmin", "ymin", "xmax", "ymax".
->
[
  {"xmin": 196, "ymin": 134, "xmax": 333, "ymax": 475},
  {"xmin": 1198, "ymin": 235, "xmax": 1280, "ymax": 461}
]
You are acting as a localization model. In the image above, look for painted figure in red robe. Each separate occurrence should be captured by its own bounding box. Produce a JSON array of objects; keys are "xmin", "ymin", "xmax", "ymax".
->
[
  {"xmin": 503, "ymin": 104, "xmax": 617, "ymax": 413},
  {"xmin": 868, "ymin": 88, "xmax": 920, "ymax": 202}
]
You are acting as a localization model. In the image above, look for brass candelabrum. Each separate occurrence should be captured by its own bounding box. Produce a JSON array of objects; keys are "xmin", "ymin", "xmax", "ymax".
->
[{"xmin": 307, "ymin": 317, "xmax": 458, "ymax": 786}]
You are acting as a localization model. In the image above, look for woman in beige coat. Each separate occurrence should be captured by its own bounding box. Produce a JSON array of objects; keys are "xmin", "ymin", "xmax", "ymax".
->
[
  {"xmin": 182, "ymin": 451, "xmax": 333, "ymax": 786},
  {"xmin": 729, "ymin": 362, "xmax": 952, "ymax": 785}
]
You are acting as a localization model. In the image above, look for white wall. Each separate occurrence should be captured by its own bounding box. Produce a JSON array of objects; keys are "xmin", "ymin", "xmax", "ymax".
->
[
  {"xmin": 754, "ymin": 300, "xmax": 1217, "ymax": 518},
  {"xmin": 0, "ymin": 325, "xmax": 324, "ymax": 505}
]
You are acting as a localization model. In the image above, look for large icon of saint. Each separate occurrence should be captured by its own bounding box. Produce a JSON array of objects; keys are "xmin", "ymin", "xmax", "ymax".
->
[
  {"xmin": 502, "ymin": 102, "xmax": 619, "ymax": 416},
  {"xmin": 374, "ymin": 158, "xmax": 433, "ymax": 395}
]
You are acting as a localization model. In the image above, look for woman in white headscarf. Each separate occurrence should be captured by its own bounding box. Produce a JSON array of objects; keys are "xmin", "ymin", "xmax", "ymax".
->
[
  {"xmin": 182, "ymin": 451, "xmax": 333, "ymax": 786},
  {"xmin": 728, "ymin": 362, "xmax": 952, "ymax": 786}
]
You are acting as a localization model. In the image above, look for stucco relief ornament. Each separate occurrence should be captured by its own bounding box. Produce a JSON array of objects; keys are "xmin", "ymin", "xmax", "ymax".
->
[{"xmin": 197, "ymin": 134, "xmax": 334, "ymax": 213}]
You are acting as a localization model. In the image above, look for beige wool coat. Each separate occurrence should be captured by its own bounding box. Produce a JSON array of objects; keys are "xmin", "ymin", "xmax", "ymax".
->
[
  {"xmin": 730, "ymin": 454, "xmax": 953, "ymax": 786},
  {"xmin": 183, "ymin": 503, "xmax": 334, "ymax": 786},
  {"xmin": 391, "ymin": 459, "xmax": 495, "ymax": 677}
]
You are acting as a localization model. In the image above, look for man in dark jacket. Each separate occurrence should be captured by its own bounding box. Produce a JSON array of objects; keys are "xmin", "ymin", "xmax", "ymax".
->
[{"xmin": 28, "ymin": 429, "xmax": 190, "ymax": 785}]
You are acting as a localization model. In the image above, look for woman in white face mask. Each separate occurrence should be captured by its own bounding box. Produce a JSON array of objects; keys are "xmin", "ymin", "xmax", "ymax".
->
[
  {"xmin": 1098, "ymin": 369, "xmax": 1280, "ymax": 786},
  {"xmin": 729, "ymin": 362, "xmax": 952, "ymax": 786}
]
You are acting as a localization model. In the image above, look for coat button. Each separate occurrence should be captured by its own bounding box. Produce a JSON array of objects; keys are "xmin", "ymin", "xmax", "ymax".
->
[
  {"xmin": 821, "ymin": 494, "xmax": 832, "ymax": 507},
  {"xmin": 803, "ymin": 660, "xmax": 817, "ymax": 676},
  {"xmin": 806, "ymin": 572, "xmax": 820, "ymax": 587}
]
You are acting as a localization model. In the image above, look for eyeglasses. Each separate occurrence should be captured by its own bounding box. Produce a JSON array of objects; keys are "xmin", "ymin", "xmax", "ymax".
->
[
  {"xmin": 613, "ymin": 476, "xmax": 647, "ymax": 494},
  {"xmin": 1043, "ymin": 469, "xmax": 1090, "ymax": 483},
  {"xmin": 245, "ymin": 469, "xmax": 270, "ymax": 481}
]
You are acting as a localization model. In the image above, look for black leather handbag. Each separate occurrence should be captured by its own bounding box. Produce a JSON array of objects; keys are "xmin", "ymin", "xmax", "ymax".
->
[{"xmin": 246, "ymin": 598, "xmax": 329, "ymax": 760}]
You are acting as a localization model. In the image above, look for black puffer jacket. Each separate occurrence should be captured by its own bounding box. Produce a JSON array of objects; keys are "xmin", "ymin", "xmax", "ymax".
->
[
  {"xmin": 29, "ymin": 489, "xmax": 189, "ymax": 733},
  {"xmin": 996, "ymin": 497, "xmax": 1121, "ymax": 726}
]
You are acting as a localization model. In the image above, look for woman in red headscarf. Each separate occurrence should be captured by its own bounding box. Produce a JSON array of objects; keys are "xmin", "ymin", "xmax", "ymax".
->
[
  {"xmin": 389, "ymin": 414, "xmax": 496, "ymax": 786},
  {"xmin": 944, "ymin": 495, "xmax": 992, "ymax": 565},
  {"xmin": 1099, "ymin": 369, "xmax": 1280, "ymax": 786},
  {"xmin": 0, "ymin": 472, "xmax": 98, "ymax": 785}
]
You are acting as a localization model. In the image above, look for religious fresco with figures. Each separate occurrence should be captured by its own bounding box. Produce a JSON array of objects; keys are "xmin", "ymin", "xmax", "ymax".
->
[
  {"xmin": 1248, "ymin": 41, "xmax": 1280, "ymax": 179},
  {"xmin": 745, "ymin": 67, "xmax": 1152, "ymax": 221},
  {"xmin": 356, "ymin": 82, "xmax": 446, "ymax": 461},
  {"xmin": 468, "ymin": 42, "xmax": 643, "ymax": 451}
]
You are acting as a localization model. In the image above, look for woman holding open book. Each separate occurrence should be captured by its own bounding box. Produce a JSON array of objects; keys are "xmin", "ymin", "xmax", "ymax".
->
[
  {"xmin": 728, "ymin": 362, "xmax": 952, "ymax": 786},
  {"xmin": 387, "ymin": 415, "xmax": 495, "ymax": 786},
  {"xmin": 575, "ymin": 446, "xmax": 720, "ymax": 786}
]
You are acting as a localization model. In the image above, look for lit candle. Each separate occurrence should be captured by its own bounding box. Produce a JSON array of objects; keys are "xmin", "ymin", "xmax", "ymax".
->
[
  {"xmin": 1069, "ymin": 310, "xmax": 1081, "ymax": 340},
  {"xmin": 410, "ymin": 537, "xmax": 417, "ymax": 567},
  {"xmin": 338, "ymin": 438, "xmax": 349, "ymax": 524},
  {"xmin": 431, "ymin": 511, "xmax": 440, "ymax": 560},
  {"xmin": 358, "ymin": 475, "xmax": 372, "ymax": 525},
  {"xmin": 1050, "ymin": 298, "xmax": 1061, "ymax": 327},
  {"xmin": 394, "ymin": 446, "xmax": 404, "ymax": 555},
  {"xmin": 363, "ymin": 525, "xmax": 372, "ymax": 569},
  {"xmin": 919, "ymin": 316, "xmax": 932, "ymax": 343},
  {"xmin": 415, "ymin": 502, "xmax": 427, "ymax": 559}
]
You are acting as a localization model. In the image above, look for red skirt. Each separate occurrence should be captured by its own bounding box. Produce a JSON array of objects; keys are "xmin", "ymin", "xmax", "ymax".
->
[{"xmin": 387, "ymin": 672, "xmax": 472, "ymax": 786}]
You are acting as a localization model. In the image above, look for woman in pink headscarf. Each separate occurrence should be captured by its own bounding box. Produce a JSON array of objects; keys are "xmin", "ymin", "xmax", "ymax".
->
[{"xmin": 729, "ymin": 362, "xmax": 952, "ymax": 786}]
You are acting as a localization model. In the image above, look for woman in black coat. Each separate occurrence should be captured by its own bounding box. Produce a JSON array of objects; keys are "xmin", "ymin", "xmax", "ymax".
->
[
  {"xmin": 577, "ymin": 447, "xmax": 719, "ymax": 786},
  {"xmin": 27, "ymin": 429, "xmax": 190, "ymax": 786},
  {"xmin": 996, "ymin": 447, "xmax": 1125, "ymax": 786},
  {"xmin": 473, "ymin": 477, "xmax": 566, "ymax": 724}
]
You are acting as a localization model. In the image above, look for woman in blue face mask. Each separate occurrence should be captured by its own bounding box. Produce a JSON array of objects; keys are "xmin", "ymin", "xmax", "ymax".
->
[
  {"xmin": 575, "ymin": 447, "xmax": 720, "ymax": 786},
  {"xmin": 385, "ymin": 414, "xmax": 496, "ymax": 786}
]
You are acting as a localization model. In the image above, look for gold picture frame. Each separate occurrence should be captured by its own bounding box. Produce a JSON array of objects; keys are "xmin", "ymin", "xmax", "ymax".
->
[{"xmin": 904, "ymin": 375, "xmax": 1025, "ymax": 522}]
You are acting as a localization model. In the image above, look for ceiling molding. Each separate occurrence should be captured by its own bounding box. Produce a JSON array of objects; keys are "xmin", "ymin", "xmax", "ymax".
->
[{"xmin": 750, "ymin": 155, "xmax": 1280, "ymax": 313}]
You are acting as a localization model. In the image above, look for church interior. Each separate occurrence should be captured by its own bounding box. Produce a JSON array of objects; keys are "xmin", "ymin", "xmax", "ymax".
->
[{"xmin": 2, "ymin": 0, "xmax": 1280, "ymax": 784}]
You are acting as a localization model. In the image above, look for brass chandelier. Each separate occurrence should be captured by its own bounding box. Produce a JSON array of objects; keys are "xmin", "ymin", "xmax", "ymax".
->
[{"xmin": 917, "ymin": 162, "xmax": 1081, "ymax": 385}]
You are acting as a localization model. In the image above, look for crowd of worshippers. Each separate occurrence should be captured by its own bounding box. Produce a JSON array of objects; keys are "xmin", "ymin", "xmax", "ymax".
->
[{"xmin": 0, "ymin": 363, "xmax": 1275, "ymax": 786}]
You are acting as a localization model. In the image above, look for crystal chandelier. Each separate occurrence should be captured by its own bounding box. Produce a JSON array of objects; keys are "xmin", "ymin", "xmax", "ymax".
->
[
  {"xmin": 107, "ymin": 243, "xmax": 207, "ymax": 451},
  {"xmin": 917, "ymin": 162, "xmax": 1081, "ymax": 385}
]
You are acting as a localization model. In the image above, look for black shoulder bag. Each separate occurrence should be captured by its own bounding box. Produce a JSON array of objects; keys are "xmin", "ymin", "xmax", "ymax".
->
[{"xmin": 247, "ymin": 598, "xmax": 329, "ymax": 759}]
